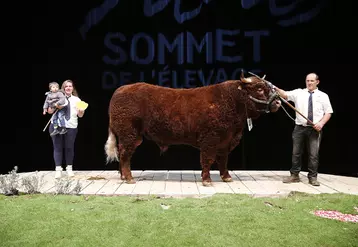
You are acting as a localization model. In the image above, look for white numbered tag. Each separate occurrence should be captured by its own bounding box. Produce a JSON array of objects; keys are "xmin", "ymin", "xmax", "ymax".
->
[{"xmin": 247, "ymin": 118, "xmax": 253, "ymax": 131}]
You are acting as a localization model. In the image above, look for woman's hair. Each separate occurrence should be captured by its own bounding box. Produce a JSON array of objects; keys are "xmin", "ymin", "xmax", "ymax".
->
[{"xmin": 61, "ymin": 79, "xmax": 79, "ymax": 97}]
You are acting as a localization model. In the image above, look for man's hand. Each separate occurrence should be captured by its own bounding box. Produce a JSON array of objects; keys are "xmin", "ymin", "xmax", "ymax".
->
[
  {"xmin": 43, "ymin": 109, "xmax": 47, "ymax": 115},
  {"xmin": 313, "ymin": 121, "xmax": 324, "ymax": 132},
  {"xmin": 274, "ymin": 87, "xmax": 288, "ymax": 100}
]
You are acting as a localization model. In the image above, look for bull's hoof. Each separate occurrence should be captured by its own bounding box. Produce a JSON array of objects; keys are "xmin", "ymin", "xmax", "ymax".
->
[
  {"xmin": 126, "ymin": 179, "xmax": 136, "ymax": 184},
  {"xmin": 202, "ymin": 180, "xmax": 212, "ymax": 187},
  {"xmin": 221, "ymin": 176, "xmax": 233, "ymax": 182},
  {"xmin": 118, "ymin": 171, "xmax": 126, "ymax": 180}
]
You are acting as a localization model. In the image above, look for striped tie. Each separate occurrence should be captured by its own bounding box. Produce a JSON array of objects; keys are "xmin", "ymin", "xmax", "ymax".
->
[
  {"xmin": 65, "ymin": 96, "xmax": 71, "ymax": 121},
  {"xmin": 307, "ymin": 91, "xmax": 313, "ymax": 124}
]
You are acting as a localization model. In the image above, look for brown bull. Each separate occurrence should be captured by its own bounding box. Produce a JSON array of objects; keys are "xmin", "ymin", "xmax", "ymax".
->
[{"xmin": 104, "ymin": 71, "xmax": 281, "ymax": 186}]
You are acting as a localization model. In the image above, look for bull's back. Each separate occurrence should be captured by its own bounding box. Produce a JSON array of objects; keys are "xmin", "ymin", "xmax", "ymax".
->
[{"xmin": 110, "ymin": 82, "xmax": 214, "ymax": 117}]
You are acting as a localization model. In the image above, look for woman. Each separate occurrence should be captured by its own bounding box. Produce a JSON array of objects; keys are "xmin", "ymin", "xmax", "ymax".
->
[{"xmin": 48, "ymin": 79, "xmax": 86, "ymax": 178}]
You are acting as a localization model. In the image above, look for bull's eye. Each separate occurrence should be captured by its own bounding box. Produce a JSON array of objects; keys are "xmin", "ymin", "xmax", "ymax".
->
[{"xmin": 257, "ymin": 88, "xmax": 263, "ymax": 93}]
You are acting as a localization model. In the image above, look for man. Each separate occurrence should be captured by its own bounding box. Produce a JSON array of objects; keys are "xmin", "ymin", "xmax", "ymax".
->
[{"xmin": 274, "ymin": 73, "xmax": 333, "ymax": 186}]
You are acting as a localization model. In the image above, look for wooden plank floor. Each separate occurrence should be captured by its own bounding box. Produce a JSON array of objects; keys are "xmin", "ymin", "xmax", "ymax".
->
[{"xmin": 15, "ymin": 170, "xmax": 358, "ymax": 198}]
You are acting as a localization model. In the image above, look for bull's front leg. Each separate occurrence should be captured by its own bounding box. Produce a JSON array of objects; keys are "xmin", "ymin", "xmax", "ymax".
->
[
  {"xmin": 216, "ymin": 152, "xmax": 232, "ymax": 182},
  {"xmin": 200, "ymin": 149, "xmax": 216, "ymax": 186}
]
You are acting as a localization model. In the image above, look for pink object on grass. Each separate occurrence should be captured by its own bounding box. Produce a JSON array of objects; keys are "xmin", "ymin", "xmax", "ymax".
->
[{"xmin": 314, "ymin": 207, "xmax": 358, "ymax": 223}]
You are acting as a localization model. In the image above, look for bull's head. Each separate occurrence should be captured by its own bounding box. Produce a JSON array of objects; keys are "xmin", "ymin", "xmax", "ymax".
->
[{"xmin": 238, "ymin": 71, "xmax": 281, "ymax": 113}]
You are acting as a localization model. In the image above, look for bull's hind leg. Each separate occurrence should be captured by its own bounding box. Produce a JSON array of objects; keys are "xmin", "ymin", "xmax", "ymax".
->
[
  {"xmin": 117, "ymin": 143, "xmax": 125, "ymax": 180},
  {"xmin": 216, "ymin": 152, "xmax": 232, "ymax": 182},
  {"xmin": 200, "ymin": 149, "xmax": 216, "ymax": 187},
  {"xmin": 118, "ymin": 132, "xmax": 142, "ymax": 184}
]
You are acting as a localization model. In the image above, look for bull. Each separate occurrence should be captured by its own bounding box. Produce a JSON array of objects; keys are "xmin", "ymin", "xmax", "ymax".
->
[{"xmin": 104, "ymin": 71, "xmax": 281, "ymax": 186}]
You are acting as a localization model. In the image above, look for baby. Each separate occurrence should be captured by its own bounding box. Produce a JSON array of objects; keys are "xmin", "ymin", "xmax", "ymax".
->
[{"xmin": 43, "ymin": 82, "xmax": 68, "ymax": 136}]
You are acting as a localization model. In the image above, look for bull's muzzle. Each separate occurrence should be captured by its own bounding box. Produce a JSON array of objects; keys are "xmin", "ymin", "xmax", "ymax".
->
[{"xmin": 249, "ymin": 90, "xmax": 281, "ymax": 113}]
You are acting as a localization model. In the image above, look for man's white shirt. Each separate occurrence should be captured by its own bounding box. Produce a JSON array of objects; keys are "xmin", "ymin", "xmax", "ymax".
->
[{"xmin": 286, "ymin": 88, "xmax": 333, "ymax": 126}]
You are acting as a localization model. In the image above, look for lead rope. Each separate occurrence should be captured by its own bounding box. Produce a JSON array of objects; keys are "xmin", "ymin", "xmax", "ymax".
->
[
  {"xmin": 279, "ymin": 99, "xmax": 296, "ymax": 122},
  {"xmin": 277, "ymin": 96, "xmax": 321, "ymax": 138}
]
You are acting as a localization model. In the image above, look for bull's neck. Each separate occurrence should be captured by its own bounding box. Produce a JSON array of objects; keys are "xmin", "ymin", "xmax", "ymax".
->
[{"xmin": 233, "ymin": 89, "xmax": 261, "ymax": 119}]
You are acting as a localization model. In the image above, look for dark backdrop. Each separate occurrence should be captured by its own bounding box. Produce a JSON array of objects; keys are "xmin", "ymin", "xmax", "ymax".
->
[{"xmin": 12, "ymin": 0, "xmax": 356, "ymax": 176}]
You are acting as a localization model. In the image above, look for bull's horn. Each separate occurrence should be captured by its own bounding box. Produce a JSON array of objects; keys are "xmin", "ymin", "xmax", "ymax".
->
[
  {"xmin": 240, "ymin": 70, "xmax": 253, "ymax": 83},
  {"xmin": 262, "ymin": 74, "xmax": 266, "ymax": 79}
]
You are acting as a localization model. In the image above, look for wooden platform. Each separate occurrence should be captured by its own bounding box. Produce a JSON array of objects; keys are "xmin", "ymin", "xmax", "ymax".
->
[{"xmin": 15, "ymin": 170, "xmax": 358, "ymax": 198}]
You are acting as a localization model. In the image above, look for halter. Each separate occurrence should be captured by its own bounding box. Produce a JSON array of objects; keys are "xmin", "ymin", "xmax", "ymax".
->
[
  {"xmin": 249, "ymin": 90, "xmax": 280, "ymax": 113},
  {"xmin": 242, "ymin": 73, "xmax": 280, "ymax": 113}
]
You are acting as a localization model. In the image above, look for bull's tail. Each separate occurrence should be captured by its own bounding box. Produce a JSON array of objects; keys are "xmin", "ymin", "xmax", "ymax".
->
[{"xmin": 104, "ymin": 127, "xmax": 119, "ymax": 164}]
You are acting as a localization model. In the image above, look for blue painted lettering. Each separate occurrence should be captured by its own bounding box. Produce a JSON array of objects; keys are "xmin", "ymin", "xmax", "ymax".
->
[
  {"xmin": 102, "ymin": 71, "xmax": 118, "ymax": 89},
  {"xmin": 103, "ymin": 32, "xmax": 127, "ymax": 65},
  {"xmin": 100, "ymin": 28, "xmax": 270, "ymax": 89},
  {"xmin": 171, "ymin": 70, "xmax": 179, "ymax": 88},
  {"xmin": 80, "ymin": 0, "xmax": 322, "ymax": 41},
  {"xmin": 79, "ymin": 0, "xmax": 120, "ymax": 40},
  {"xmin": 143, "ymin": 0, "xmax": 171, "ymax": 17},
  {"xmin": 216, "ymin": 29, "xmax": 242, "ymax": 63},
  {"xmin": 120, "ymin": 71, "xmax": 132, "ymax": 85},
  {"xmin": 173, "ymin": 0, "xmax": 202, "ymax": 24},
  {"xmin": 131, "ymin": 33, "xmax": 155, "ymax": 64},
  {"xmin": 158, "ymin": 65, "xmax": 171, "ymax": 87},
  {"xmin": 241, "ymin": 0, "xmax": 260, "ymax": 9},
  {"xmin": 198, "ymin": 69, "xmax": 214, "ymax": 86},
  {"xmin": 215, "ymin": 68, "xmax": 228, "ymax": 83},
  {"xmin": 186, "ymin": 32, "xmax": 213, "ymax": 64},
  {"xmin": 184, "ymin": 70, "xmax": 196, "ymax": 88},
  {"xmin": 269, "ymin": 0, "xmax": 297, "ymax": 16},
  {"xmin": 158, "ymin": 33, "xmax": 184, "ymax": 65},
  {"xmin": 245, "ymin": 30, "xmax": 269, "ymax": 62}
]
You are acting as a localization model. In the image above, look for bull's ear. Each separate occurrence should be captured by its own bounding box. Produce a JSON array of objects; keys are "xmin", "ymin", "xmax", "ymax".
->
[
  {"xmin": 240, "ymin": 69, "xmax": 255, "ymax": 83},
  {"xmin": 237, "ymin": 81, "xmax": 244, "ymax": 90}
]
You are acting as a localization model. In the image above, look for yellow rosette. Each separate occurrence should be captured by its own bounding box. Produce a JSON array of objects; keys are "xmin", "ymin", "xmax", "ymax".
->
[{"xmin": 76, "ymin": 101, "xmax": 88, "ymax": 111}]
